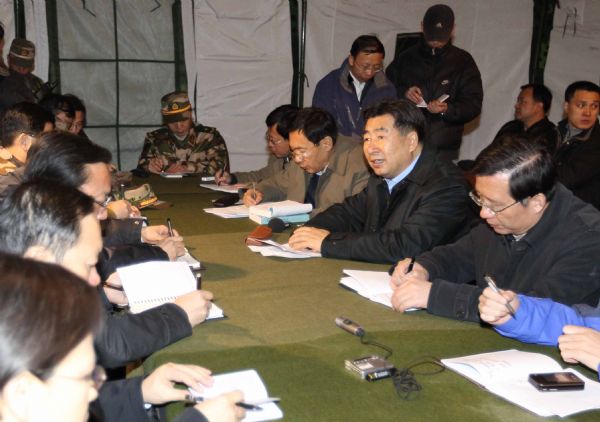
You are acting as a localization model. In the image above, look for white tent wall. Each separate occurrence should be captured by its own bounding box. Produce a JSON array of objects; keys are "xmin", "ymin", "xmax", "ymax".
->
[
  {"xmin": 0, "ymin": 0, "xmax": 15, "ymax": 56},
  {"xmin": 185, "ymin": 0, "xmax": 293, "ymax": 172},
  {"xmin": 303, "ymin": 0, "xmax": 533, "ymax": 160},
  {"xmin": 55, "ymin": 1, "xmax": 177, "ymax": 171},
  {"xmin": 545, "ymin": 1, "xmax": 600, "ymax": 125}
]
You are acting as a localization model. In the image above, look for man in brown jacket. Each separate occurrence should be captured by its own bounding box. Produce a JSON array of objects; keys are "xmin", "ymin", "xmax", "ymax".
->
[{"xmin": 243, "ymin": 108, "xmax": 369, "ymax": 215}]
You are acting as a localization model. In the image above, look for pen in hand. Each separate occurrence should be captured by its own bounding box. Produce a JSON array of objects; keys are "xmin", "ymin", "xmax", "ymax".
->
[
  {"xmin": 251, "ymin": 182, "xmax": 257, "ymax": 201},
  {"xmin": 484, "ymin": 274, "xmax": 516, "ymax": 318},
  {"xmin": 167, "ymin": 218, "xmax": 174, "ymax": 237},
  {"xmin": 388, "ymin": 256, "xmax": 415, "ymax": 276}
]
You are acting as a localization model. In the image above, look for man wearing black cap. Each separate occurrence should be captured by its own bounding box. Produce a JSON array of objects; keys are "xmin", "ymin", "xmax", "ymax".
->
[
  {"xmin": 0, "ymin": 38, "xmax": 48, "ymax": 112},
  {"xmin": 137, "ymin": 91, "xmax": 230, "ymax": 175},
  {"xmin": 386, "ymin": 4, "xmax": 483, "ymax": 161}
]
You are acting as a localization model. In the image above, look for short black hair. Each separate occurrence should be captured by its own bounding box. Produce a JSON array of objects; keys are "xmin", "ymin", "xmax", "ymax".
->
[
  {"xmin": 24, "ymin": 131, "xmax": 112, "ymax": 188},
  {"xmin": 64, "ymin": 93, "xmax": 87, "ymax": 113},
  {"xmin": 265, "ymin": 104, "xmax": 299, "ymax": 139},
  {"xmin": 0, "ymin": 102, "xmax": 54, "ymax": 148},
  {"xmin": 350, "ymin": 35, "xmax": 385, "ymax": 58},
  {"xmin": 564, "ymin": 81, "xmax": 600, "ymax": 102},
  {"xmin": 362, "ymin": 99, "xmax": 426, "ymax": 142},
  {"xmin": 288, "ymin": 107, "xmax": 338, "ymax": 145},
  {"xmin": 0, "ymin": 179, "xmax": 95, "ymax": 260},
  {"xmin": 520, "ymin": 83, "xmax": 553, "ymax": 113},
  {"xmin": 472, "ymin": 133, "xmax": 557, "ymax": 201},
  {"xmin": 38, "ymin": 94, "xmax": 75, "ymax": 118}
]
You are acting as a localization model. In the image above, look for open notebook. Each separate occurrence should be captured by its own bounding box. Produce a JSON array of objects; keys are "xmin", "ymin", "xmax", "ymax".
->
[{"xmin": 117, "ymin": 261, "xmax": 223, "ymax": 319}]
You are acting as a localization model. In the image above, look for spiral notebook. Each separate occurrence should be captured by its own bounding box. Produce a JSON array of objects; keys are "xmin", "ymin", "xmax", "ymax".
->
[{"xmin": 117, "ymin": 261, "xmax": 224, "ymax": 319}]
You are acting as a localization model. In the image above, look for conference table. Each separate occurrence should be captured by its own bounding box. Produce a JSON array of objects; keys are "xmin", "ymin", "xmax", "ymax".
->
[{"xmin": 136, "ymin": 175, "xmax": 598, "ymax": 421}]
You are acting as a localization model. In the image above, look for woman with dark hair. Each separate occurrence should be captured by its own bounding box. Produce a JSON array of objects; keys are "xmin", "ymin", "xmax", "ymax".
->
[
  {"xmin": 0, "ymin": 253, "xmax": 103, "ymax": 421},
  {"xmin": 0, "ymin": 253, "xmax": 245, "ymax": 422}
]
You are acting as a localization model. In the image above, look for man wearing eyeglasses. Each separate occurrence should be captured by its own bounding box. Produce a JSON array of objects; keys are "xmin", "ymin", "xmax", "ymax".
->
[
  {"xmin": 243, "ymin": 107, "xmax": 369, "ymax": 215},
  {"xmin": 386, "ymin": 4, "xmax": 482, "ymax": 161},
  {"xmin": 215, "ymin": 104, "xmax": 298, "ymax": 185},
  {"xmin": 389, "ymin": 133, "xmax": 600, "ymax": 322},
  {"xmin": 312, "ymin": 35, "xmax": 396, "ymax": 140}
]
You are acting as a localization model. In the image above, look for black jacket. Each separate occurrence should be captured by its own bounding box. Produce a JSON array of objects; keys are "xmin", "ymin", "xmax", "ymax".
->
[
  {"xmin": 306, "ymin": 146, "xmax": 472, "ymax": 263},
  {"xmin": 95, "ymin": 376, "xmax": 208, "ymax": 421},
  {"xmin": 555, "ymin": 120, "xmax": 600, "ymax": 210},
  {"xmin": 386, "ymin": 38, "xmax": 483, "ymax": 150},
  {"xmin": 96, "ymin": 290, "xmax": 192, "ymax": 369},
  {"xmin": 418, "ymin": 184, "xmax": 600, "ymax": 322},
  {"xmin": 496, "ymin": 117, "xmax": 560, "ymax": 154}
]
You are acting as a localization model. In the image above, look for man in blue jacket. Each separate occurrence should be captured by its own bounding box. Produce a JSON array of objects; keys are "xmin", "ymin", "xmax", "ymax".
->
[
  {"xmin": 479, "ymin": 287, "xmax": 600, "ymax": 377},
  {"xmin": 312, "ymin": 35, "xmax": 396, "ymax": 140}
]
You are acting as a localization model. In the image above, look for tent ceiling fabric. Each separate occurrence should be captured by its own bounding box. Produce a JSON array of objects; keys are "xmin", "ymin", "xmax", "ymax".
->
[
  {"xmin": 545, "ymin": 1, "xmax": 600, "ymax": 125},
  {"xmin": 184, "ymin": 0, "xmax": 293, "ymax": 172}
]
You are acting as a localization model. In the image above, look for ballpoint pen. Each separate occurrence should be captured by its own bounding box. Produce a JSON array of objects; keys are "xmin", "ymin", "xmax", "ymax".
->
[
  {"xmin": 166, "ymin": 218, "xmax": 174, "ymax": 237},
  {"xmin": 484, "ymin": 274, "xmax": 516, "ymax": 318},
  {"xmin": 251, "ymin": 182, "xmax": 257, "ymax": 201},
  {"xmin": 388, "ymin": 256, "xmax": 415, "ymax": 276}
]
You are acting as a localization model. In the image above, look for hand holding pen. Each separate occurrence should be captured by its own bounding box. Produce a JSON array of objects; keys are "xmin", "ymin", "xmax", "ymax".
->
[
  {"xmin": 482, "ymin": 275, "xmax": 517, "ymax": 320},
  {"xmin": 242, "ymin": 182, "xmax": 263, "ymax": 206}
]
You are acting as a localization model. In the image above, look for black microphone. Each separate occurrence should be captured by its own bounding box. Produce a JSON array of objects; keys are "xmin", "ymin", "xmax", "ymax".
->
[
  {"xmin": 335, "ymin": 317, "xmax": 365, "ymax": 337},
  {"xmin": 268, "ymin": 217, "xmax": 290, "ymax": 233}
]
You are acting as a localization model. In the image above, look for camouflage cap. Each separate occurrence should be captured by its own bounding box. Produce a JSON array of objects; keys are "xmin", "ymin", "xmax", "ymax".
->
[
  {"xmin": 9, "ymin": 38, "xmax": 35, "ymax": 69},
  {"xmin": 161, "ymin": 91, "xmax": 192, "ymax": 124}
]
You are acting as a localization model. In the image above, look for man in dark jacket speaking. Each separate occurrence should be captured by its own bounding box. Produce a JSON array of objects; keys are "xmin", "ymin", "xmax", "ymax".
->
[
  {"xmin": 386, "ymin": 4, "xmax": 483, "ymax": 161},
  {"xmin": 289, "ymin": 99, "xmax": 471, "ymax": 264}
]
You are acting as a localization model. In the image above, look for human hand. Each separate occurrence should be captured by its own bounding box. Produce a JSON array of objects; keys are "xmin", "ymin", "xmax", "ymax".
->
[
  {"xmin": 103, "ymin": 285, "xmax": 129, "ymax": 306},
  {"xmin": 478, "ymin": 287, "xmax": 519, "ymax": 325},
  {"xmin": 157, "ymin": 235, "xmax": 186, "ymax": 260},
  {"xmin": 390, "ymin": 258, "xmax": 429, "ymax": 288},
  {"xmin": 558, "ymin": 326, "xmax": 600, "ymax": 371},
  {"xmin": 106, "ymin": 200, "xmax": 134, "ymax": 219},
  {"xmin": 142, "ymin": 225, "xmax": 175, "ymax": 244},
  {"xmin": 174, "ymin": 290, "xmax": 214, "ymax": 326},
  {"xmin": 390, "ymin": 276, "xmax": 431, "ymax": 312},
  {"xmin": 242, "ymin": 189, "xmax": 263, "ymax": 207},
  {"xmin": 141, "ymin": 363, "xmax": 213, "ymax": 405},
  {"xmin": 427, "ymin": 100, "xmax": 448, "ymax": 114},
  {"xmin": 215, "ymin": 169, "xmax": 232, "ymax": 186},
  {"xmin": 288, "ymin": 227, "xmax": 330, "ymax": 252},
  {"xmin": 148, "ymin": 158, "xmax": 164, "ymax": 174},
  {"xmin": 166, "ymin": 162, "xmax": 189, "ymax": 174},
  {"xmin": 195, "ymin": 391, "xmax": 246, "ymax": 422},
  {"xmin": 405, "ymin": 86, "xmax": 424, "ymax": 104}
]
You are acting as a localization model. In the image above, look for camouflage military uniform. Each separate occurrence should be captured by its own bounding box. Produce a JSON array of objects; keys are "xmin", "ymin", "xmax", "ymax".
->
[{"xmin": 137, "ymin": 124, "xmax": 230, "ymax": 175}]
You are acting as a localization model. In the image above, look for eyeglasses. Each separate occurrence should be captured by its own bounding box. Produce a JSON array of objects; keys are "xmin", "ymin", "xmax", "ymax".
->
[
  {"xmin": 265, "ymin": 132, "xmax": 285, "ymax": 146},
  {"xmin": 469, "ymin": 191, "xmax": 520, "ymax": 216},
  {"xmin": 95, "ymin": 193, "xmax": 114, "ymax": 208},
  {"xmin": 354, "ymin": 63, "xmax": 384, "ymax": 73},
  {"xmin": 34, "ymin": 365, "xmax": 107, "ymax": 391}
]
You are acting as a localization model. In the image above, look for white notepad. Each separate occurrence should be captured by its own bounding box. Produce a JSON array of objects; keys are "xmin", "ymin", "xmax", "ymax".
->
[{"xmin": 117, "ymin": 261, "xmax": 223, "ymax": 319}]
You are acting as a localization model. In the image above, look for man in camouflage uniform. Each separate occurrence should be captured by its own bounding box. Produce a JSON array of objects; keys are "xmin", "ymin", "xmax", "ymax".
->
[
  {"xmin": 137, "ymin": 91, "xmax": 229, "ymax": 175},
  {"xmin": 0, "ymin": 39, "xmax": 48, "ymax": 113}
]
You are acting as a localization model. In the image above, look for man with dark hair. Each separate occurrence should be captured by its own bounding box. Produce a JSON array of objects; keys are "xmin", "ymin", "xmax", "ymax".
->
[
  {"xmin": 215, "ymin": 104, "xmax": 298, "ymax": 185},
  {"xmin": 64, "ymin": 93, "xmax": 88, "ymax": 136},
  {"xmin": 495, "ymin": 83, "xmax": 559, "ymax": 153},
  {"xmin": 386, "ymin": 4, "xmax": 483, "ymax": 161},
  {"xmin": 137, "ymin": 91, "xmax": 230, "ymax": 175},
  {"xmin": 0, "ymin": 178, "xmax": 213, "ymax": 369},
  {"xmin": 288, "ymin": 99, "xmax": 470, "ymax": 263},
  {"xmin": 0, "ymin": 38, "xmax": 49, "ymax": 112},
  {"xmin": 312, "ymin": 35, "xmax": 396, "ymax": 139},
  {"xmin": 243, "ymin": 107, "xmax": 369, "ymax": 215},
  {"xmin": 39, "ymin": 93, "xmax": 76, "ymax": 132},
  {"xmin": 555, "ymin": 80, "xmax": 600, "ymax": 210},
  {"xmin": 0, "ymin": 102, "xmax": 53, "ymax": 176},
  {"xmin": 389, "ymin": 134, "xmax": 600, "ymax": 322}
]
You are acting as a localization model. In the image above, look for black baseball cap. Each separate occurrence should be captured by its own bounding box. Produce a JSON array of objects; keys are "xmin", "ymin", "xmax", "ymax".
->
[{"xmin": 423, "ymin": 4, "xmax": 454, "ymax": 42}]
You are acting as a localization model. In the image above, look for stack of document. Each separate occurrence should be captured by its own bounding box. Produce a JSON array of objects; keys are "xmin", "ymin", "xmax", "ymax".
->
[
  {"xmin": 247, "ymin": 239, "xmax": 320, "ymax": 259},
  {"xmin": 189, "ymin": 369, "xmax": 283, "ymax": 421},
  {"xmin": 204, "ymin": 204, "xmax": 249, "ymax": 218},
  {"xmin": 442, "ymin": 349, "xmax": 600, "ymax": 417},
  {"xmin": 199, "ymin": 183, "xmax": 240, "ymax": 194},
  {"xmin": 249, "ymin": 200, "xmax": 312, "ymax": 225},
  {"xmin": 117, "ymin": 261, "xmax": 224, "ymax": 319}
]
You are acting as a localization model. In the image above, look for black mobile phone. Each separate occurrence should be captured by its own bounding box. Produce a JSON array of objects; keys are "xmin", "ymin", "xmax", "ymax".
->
[{"xmin": 528, "ymin": 372, "xmax": 585, "ymax": 391}]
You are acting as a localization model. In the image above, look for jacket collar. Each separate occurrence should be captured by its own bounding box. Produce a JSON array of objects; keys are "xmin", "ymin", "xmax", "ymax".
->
[
  {"xmin": 323, "ymin": 136, "xmax": 359, "ymax": 177},
  {"xmin": 558, "ymin": 119, "xmax": 599, "ymax": 143},
  {"xmin": 338, "ymin": 58, "xmax": 389, "ymax": 93}
]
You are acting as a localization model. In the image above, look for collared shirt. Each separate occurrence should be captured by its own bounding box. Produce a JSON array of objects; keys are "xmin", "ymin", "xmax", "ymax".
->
[
  {"xmin": 349, "ymin": 71, "xmax": 365, "ymax": 101},
  {"xmin": 384, "ymin": 154, "xmax": 421, "ymax": 193}
]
